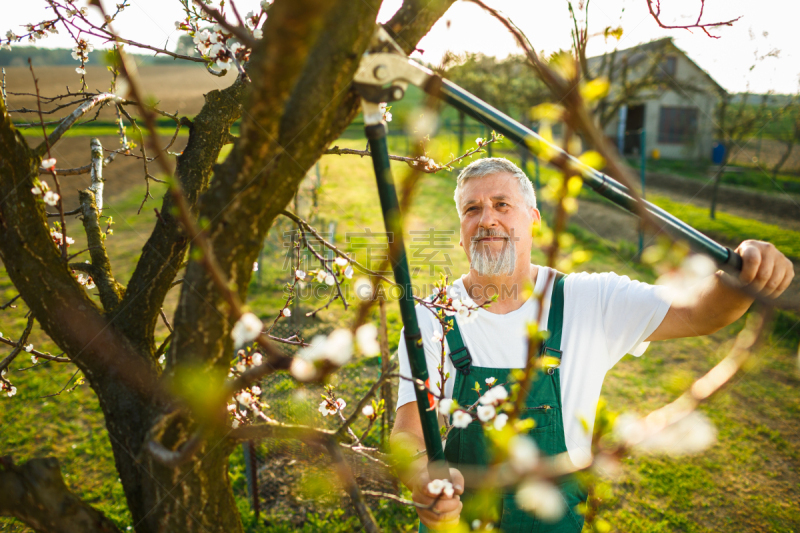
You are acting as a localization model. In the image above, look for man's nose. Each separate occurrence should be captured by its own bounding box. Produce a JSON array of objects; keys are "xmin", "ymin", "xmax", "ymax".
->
[{"xmin": 478, "ymin": 205, "xmax": 499, "ymax": 228}]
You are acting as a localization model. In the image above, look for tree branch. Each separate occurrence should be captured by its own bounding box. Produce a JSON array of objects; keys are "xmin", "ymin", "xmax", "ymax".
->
[
  {"xmin": 0, "ymin": 457, "xmax": 122, "ymax": 533},
  {"xmin": 35, "ymin": 93, "xmax": 123, "ymax": 157},
  {"xmin": 79, "ymin": 189, "xmax": 123, "ymax": 311}
]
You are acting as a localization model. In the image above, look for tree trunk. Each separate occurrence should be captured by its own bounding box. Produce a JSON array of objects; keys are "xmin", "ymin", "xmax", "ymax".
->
[{"xmin": 0, "ymin": 1, "xmax": 457, "ymax": 531}]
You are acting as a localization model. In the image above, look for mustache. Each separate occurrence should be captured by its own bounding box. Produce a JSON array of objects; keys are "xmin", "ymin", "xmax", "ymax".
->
[{"xmin": 470, "ymin": 228, "xmax": 510, "ymax": 242}]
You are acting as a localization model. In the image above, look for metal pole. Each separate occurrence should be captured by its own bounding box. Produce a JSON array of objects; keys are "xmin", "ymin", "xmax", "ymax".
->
[
  {"xmin": 427, "ymin": 77, "xmax": 742, "ymax": 271},
  {"xmin": 365, "ymin": 120, "xmax": 448, "ymax": 477}
]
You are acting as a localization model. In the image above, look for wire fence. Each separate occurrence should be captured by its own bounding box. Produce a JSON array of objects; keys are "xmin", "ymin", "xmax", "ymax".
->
[{"xmin": 241, "ymin": 320, "xmax": 399, "ymax": 524}]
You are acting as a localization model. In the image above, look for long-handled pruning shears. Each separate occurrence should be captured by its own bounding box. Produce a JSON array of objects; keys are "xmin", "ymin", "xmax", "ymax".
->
[{"xmin": 353, "ymin": 26, "xmax": 743, "ymax": 477}]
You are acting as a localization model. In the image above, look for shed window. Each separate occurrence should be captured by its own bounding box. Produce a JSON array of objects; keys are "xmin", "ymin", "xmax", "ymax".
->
[
  {"xmin": 660, "ymin": 56, "xmax": 677, "ymax": 77},
  {"xmin": 658, "ymin": 107, "xmax": 698, "ymax": 144}
]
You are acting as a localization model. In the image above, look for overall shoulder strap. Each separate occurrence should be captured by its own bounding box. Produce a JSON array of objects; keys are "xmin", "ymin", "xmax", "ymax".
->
[
  {"xmin": 444, "ymin": 315, "xmax": 472, "ymax": 375},
  {"xmin": 541, "ymin": 271, "xmax": 566, "ymax": 357}
]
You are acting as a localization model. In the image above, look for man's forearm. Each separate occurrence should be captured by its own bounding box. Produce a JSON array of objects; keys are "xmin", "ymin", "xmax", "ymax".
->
[
  {"xmin": 691, "ymin": 271, "xmax": 753, "ymax": 334},
  {"xmin": 390, "ymin": 430, "xmax": 429, "ymax": 490}
]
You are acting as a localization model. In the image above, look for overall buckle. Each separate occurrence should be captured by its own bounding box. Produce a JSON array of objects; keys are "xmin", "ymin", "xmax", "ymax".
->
[{"xmin": 449, "ymin": 346, "xmax": 472, "ymax": 376}]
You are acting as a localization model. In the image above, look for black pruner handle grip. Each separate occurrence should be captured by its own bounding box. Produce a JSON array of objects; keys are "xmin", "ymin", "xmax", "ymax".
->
[{"xmin": 725, "ymin": 247, "xmax": 744, "ymax": 272}]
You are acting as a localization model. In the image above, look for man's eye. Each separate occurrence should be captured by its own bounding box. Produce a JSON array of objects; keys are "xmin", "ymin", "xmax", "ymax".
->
[
  {"xmin": 466, "ymin": 206, "xmax": 477, "ymax": 212},
  {"xmin": 497, "ymin": 202, "xmax": 508, "ymax": 207}
]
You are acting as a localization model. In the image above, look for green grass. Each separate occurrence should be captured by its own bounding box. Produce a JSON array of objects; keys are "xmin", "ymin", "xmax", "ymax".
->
[
  {"xmin": 2, "ymin": 135, "xmax": 799, "ymax": 532},
  {"xmin": 647, "ymin": 194, "xmax": 800, "ymax": 259},
  {"xmin": 627, "ymin": 157, "xmax": 800, "ymax": 196}
]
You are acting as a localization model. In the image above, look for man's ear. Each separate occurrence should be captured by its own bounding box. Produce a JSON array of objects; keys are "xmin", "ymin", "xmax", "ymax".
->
[{"xmin": 530, "ymin": 207, "xmax": 541, "ymax": 224}]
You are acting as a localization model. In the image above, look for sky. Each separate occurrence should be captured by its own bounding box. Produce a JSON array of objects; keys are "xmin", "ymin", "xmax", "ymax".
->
[{"xmin": 2, "ymin": 0, "xmax": 798, "ymax": 94}]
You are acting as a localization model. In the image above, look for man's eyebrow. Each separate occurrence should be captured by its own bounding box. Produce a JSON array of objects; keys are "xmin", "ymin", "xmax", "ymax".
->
[{"xmin": 462, "ymin": 195, "xmax": 512, "ymax": 210}]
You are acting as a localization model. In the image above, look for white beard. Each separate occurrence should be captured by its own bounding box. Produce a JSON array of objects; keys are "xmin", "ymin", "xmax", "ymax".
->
[{"xmin": 469, "ymin": 229, "xmax": 516, "ymax": 276}]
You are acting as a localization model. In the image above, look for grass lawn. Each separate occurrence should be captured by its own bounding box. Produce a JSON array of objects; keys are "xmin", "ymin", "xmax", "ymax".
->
[
  {"xmin": 626, "ymin": 157, "xmax": 800, "ymax": 196},
  {"xmin": 1, "ymin": 135, "xmax": 799, "ymax": 532}
]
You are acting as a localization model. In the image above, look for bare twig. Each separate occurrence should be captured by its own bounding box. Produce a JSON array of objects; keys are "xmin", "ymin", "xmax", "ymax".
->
[
  {"xmin": 29, "ymin": 59, "xmax": 67, "ymax": 262},
  {"xmin": 645, "ymin": 0, "xmax": 741, "ymax": 38}
]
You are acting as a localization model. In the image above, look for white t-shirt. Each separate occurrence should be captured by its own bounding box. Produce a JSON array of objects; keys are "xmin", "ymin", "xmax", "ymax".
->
[{"xmin": 396, "ymin": 266, "xmax": 672, "ymax": 466}]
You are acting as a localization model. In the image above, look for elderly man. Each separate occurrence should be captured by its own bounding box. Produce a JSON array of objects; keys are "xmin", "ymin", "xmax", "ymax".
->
[{"xmin": 390, "ymin": 158, "xmax": 793, "ymax": 532}]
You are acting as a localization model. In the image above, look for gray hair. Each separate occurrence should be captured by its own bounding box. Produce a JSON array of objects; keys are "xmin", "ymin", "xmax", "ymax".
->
[{"xmin": 453, "ymin": 158, "xmax": 537, "ymax": 217}]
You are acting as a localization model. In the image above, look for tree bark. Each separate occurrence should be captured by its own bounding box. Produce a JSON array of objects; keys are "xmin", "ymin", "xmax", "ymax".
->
[{"xmin": 0, "ymin": 457, "xmax": 122, "ymax": 533}]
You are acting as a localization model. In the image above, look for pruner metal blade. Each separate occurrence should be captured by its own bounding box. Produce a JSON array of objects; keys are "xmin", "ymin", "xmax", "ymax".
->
[{"xmin": 354, "ymin": 26, "xmax": 435, "ymax": 104}]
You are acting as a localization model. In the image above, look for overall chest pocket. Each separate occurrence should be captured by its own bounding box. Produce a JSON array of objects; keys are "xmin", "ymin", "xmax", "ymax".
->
[{"xmin": 520, "ymin": 404, "xmax": 561, "ymax": 456}]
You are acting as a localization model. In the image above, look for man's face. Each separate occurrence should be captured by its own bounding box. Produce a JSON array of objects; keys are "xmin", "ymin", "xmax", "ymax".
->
[{"xmin": 458, "ymin": 172, "xmax": 540, "ymax": 276}]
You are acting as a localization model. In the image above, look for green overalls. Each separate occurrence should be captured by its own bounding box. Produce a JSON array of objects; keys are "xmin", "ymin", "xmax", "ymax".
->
[{"xmin": 419, "ymin": 273, "xmax": 586, "ymax": 532}]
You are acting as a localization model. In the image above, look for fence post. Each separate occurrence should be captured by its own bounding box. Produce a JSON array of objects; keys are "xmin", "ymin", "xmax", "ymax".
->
[
  {"xmin": 458, "ymin": 111, "xmax": 465, "ymax": 155},
  {"xmin": 242, "ymin": 441, "xmax": 260, "ymax": 520},
  {"xmin": 638, "ymin": 128, "xmax": 646, "ymax": 259}
]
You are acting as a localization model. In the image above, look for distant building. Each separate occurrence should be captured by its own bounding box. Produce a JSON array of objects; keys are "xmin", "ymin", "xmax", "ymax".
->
[{"xmin": 587, "ymin": 37, "xmax": 726, "ymax": 161}]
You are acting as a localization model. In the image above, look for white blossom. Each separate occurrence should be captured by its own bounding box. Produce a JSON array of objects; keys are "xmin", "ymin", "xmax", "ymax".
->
[
  {"xmin": 31, "ymin": 185, "xmax": 42, "ymax": 195},
  {"xmin": 252, "ymin": 261, "xmax": 259, "ymax": 272},
  {"xmin": 335, "ymin": 256, "xmax": 348, "ymax": 267},
  {"xmin": 235, "ymin": 361, "xmax": 247, "ymax": 373},
  {"xmin": 281, "ymin": 308, "xmax": 291, "ymax": 317},
  {"xmin": 193, "ymin": 30, "xmax": 210, "ymax": 44},
  {"xmin": 158, "ymin": 354, "xmax": 166, "ymax": 365},
  {"xmin": 438, "ymin": 398, "xmax": 454, "ymax": 415},
  {"xmin": 231, "ymin": 419, "xmax": 240, "ymax": 428},
  {"xmin": 253, "ymin": 29, "xmax": 263, "ymax": 39},
  {"xmin": 231, "ymin": 312, "xmax": 262, "ymax": 348},
  {"xmin": 475, "ymin": 137, "xmax": 484, "ymax": 145},
  {"xmin": 289, "ymin": 358, "xmax": 316, "ymax": 381},
  {"xmin": 85, "ymin": 279, "xmax": 96, "ymax": 290},
  {"xmin": 616, "ymin": 411, "xmax": 717, "ymax": 456},
  {"xmin": 479, "ymin": 385, "xmax": 508, "ymax": 406},
  {"xmin": 319, "ymin": 398, "xmax": 346, "ymax": 416},
  {"xmin": 227, "ymin": 403, "xmax": 237, "ymax": 412},
  {"xmin": 24, "ymin": 344, "xmax": 33, "ymax": 353},
  {"xmin": 31, "ymin": 355, "xmax": 39, "ymax": 364},
  {"xmin": 356, "ymin": 323, "xmax": 380, "ymax": 356},
  {"xmin": 251, "ymin": 352, "xmax": 263, "ymax": 366},
  {"xmin": 427, "ymin": 478, "xmax": 454, "ymax": 498},
  {"xmin": 251, "ymin": 385, "xmax": 261, "ymax": 396},
  {"xmin": 324, "ymin": 273, "xmax": 335, "ymax": 286},
  {"xmin": 260, "ymin": 0, "xmax": 271, "ymax": 9},
  {"xmin": 515, "ymin": 480, "xmax": 565, "ymax": 522},
  {"xmin": 215, "ymin": 57, "xmax": 231, "ymax": 71},
  {"xmin": 451, "ymin": 410, "xmax": 471, "ymax": 428},
  {"xmin": 384, "ymin": 111, "xmax": 393, "ymax": 122},
  {"xmin": 432, "ymin": 331, "xmax": 443, "ymax": 343},
  {"xmin": 323, "ymin": 329, "xmax": 353, "ymax": 365},
  {"xmin": 41, "ymin": 158, "xmax": 56, "ymax": 170},
  {"xmin": 295, "ymin": 269, "xmax": 306, "ymax": 280},
  {"xmin": 316, "ymin": 270, "xmax": 327, "ymax": 283},
  {"xmin": 298, "ymin": 329, "xmax": 353, "ymax": 366},
  {"xmin": 43, "ymin": 191, "xmax": 60, "ymax": 206},
  {"xmin": 493, "ymin": 413, "xmax": 508, "ymax": 430},
  {"xmin": 354, "ymin": 277, "xmax": 372, "ymax": 300},
  {"xmin": 344, "ymin": 265, "xmax": 354, "ymax": 279},
  {"xmin": 75, "ymin": 67, "xmax": 86, "ymax": 75},
  {"xmin": 229, "ymin": 41, "xmax": 244, "ymax": 55},
  {"xmin": 362, "ymin": 404, "xmax": 375, "ymax": 417},
  {"xmin": 485, "ymin": 377, "xmax": 497, "ymax": 387},
  {"xmin": 509, "ymin": 435, "xmax": 540, "ymax": 473},
  {"xmin": 7, "ymin": 386, "xmax": 17, "ymax": 397},
  {"xmin": 236, "ymin": 391, "xmax": 253, "ymax": 406},
  {"xmin": 477, "ymin": 404, "xmax": 496, "ymax": 422}
]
